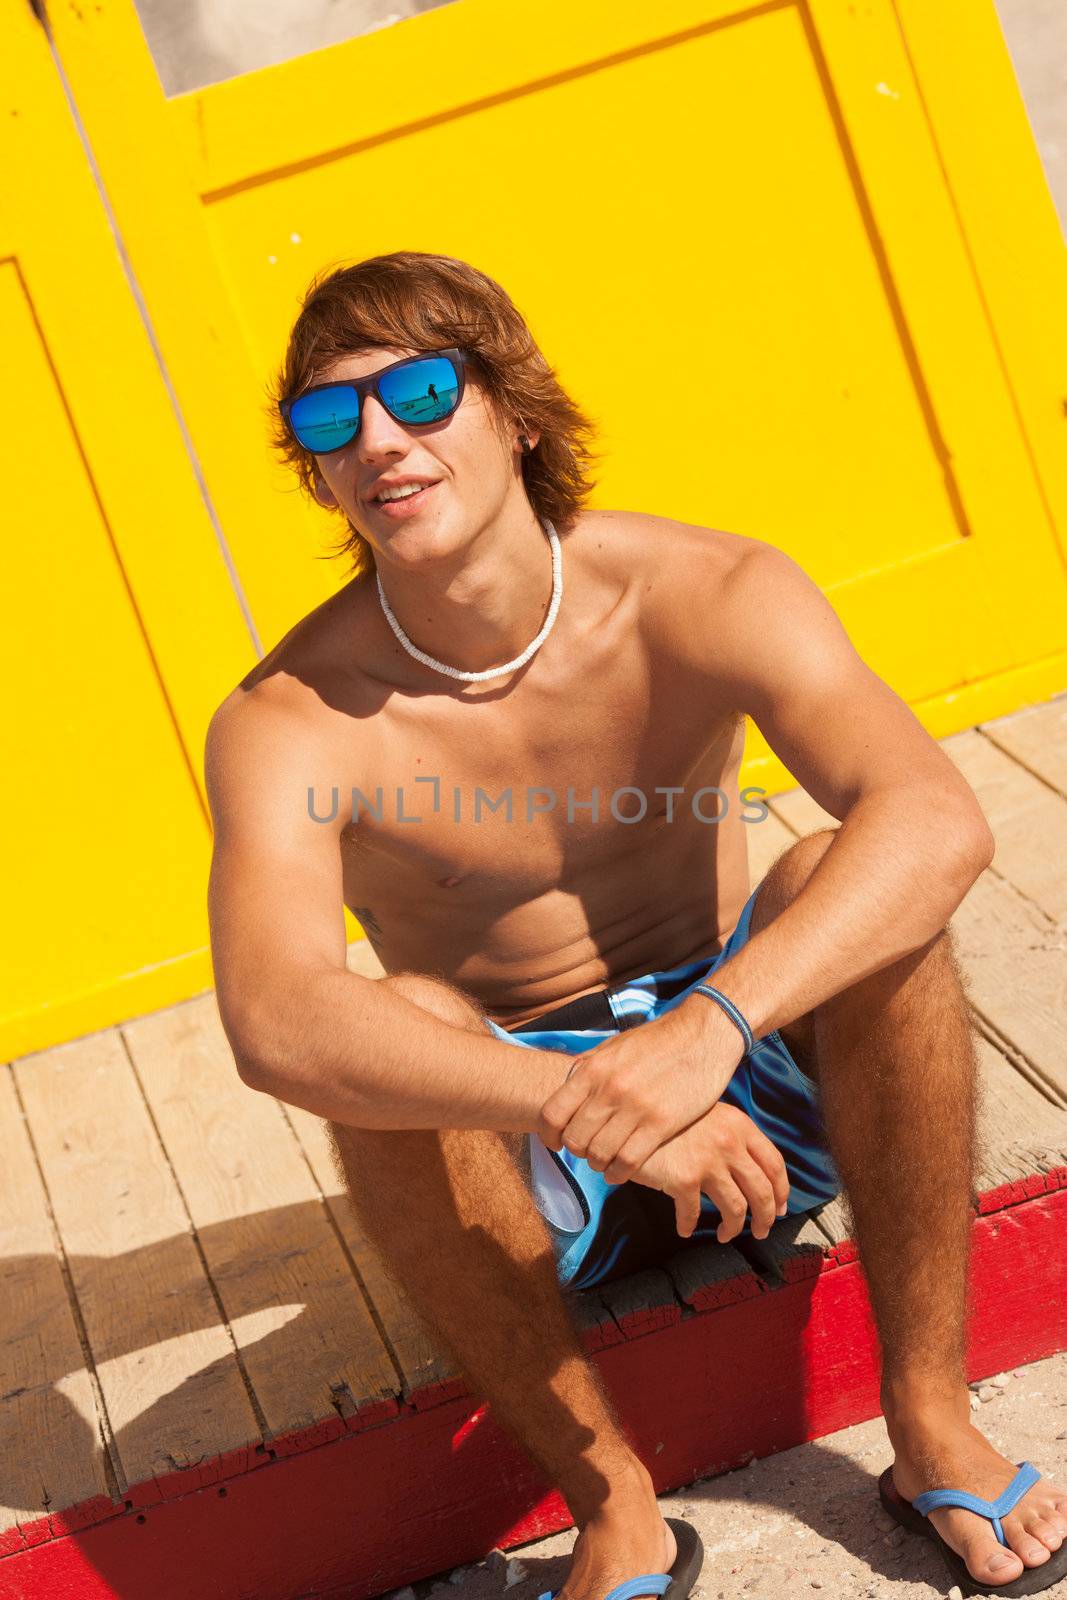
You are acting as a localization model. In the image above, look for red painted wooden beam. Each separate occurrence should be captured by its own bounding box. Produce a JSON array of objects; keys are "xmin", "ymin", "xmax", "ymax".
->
[{"xmin": 3, "ymin": 1182, "xmax": 1065, "ymax": 1600}]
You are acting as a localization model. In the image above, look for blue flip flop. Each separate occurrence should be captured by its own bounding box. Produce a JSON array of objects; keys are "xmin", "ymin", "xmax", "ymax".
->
[
  {"xmin": 878, "ymin": 1460, "xmax": 1067, "ymax": 1596},
  {"xmin": 536, "ymin": 1517, "xmax": 704, "ymax": 1600}
]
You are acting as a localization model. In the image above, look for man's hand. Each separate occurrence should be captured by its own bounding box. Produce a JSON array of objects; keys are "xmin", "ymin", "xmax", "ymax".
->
[
  {"xmin": 536, "ymin": 1003, "xmax": 745, "ymax": 1184},
  {"xmin": 629, "ymin": 1102, "xmax": 790, "ymax": 1241}
]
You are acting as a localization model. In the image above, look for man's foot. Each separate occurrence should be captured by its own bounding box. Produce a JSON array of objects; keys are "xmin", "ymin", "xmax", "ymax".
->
[
  {"xmin": 557, "ymin": 1479, "xmax": 678, "ymax": 1600},
  {"xmin": 886, "ymin": 1400, "xmax": 1067, "ymax": 1589}
]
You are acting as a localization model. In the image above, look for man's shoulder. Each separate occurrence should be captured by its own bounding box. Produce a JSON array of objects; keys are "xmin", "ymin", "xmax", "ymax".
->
[
  {"xmin": 583, "ymin": 508, "xmax": 776, "ymax": 584},
  {"xmin": 204, "ymin": 673, "xmax": 318, "ymax": 799},
  {"xmin": 209, "ymin": 575, "xmax": 371, "ymax": 734},
  {"xmin": 586, "ymin": 512, "xmax": 833, "ymax": 708},
  {"xmin": 585, "ymin": 509, "xmax": 793, "ymax": 624},
  {"xmin": 209, "ymin": 655, "xmax": 317, "ymax": 749},
  {"xmin": 206, "ymin": 603, "xmax": 357, "ymax": 794}
]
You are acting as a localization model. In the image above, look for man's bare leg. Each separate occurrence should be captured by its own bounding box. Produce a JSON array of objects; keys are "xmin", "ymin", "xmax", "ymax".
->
[
  {"xmin": 752, "ymin": 831, "xmax": 1067, "ymax": 1590},
  {"xmin": 328, "ymin": 970, "xmax": 676, "ymax": 1600}
]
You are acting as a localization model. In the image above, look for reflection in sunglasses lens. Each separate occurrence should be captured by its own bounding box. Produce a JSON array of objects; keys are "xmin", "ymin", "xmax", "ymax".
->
[
  {"xmin": 379, "ymin": 357, "xmax": 460, "ymax": 424},
  {"xmin": 289, "ymin": 386, "xmax": 360, "ymax": 451}
]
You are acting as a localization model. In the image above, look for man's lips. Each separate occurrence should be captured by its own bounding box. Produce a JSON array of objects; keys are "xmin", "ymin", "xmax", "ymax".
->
[{"xmin": 370, "ymin": 482, "xmax": 440, "ymax": 514}]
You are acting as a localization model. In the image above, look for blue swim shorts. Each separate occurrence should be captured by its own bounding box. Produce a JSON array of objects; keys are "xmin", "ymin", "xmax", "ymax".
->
[{"xmin": 485, "ymin": 884, "xmax": 842, "ymax": 1291}]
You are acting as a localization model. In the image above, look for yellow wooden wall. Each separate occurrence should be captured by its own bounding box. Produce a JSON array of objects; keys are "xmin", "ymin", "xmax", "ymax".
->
[
  {"xmin": 1, "ymin": 0, "xmax": 256, "ymax": 1061},
  {"xmin": 4, "ymin": 0, "xmax": 1067, "ymax": 1060}
]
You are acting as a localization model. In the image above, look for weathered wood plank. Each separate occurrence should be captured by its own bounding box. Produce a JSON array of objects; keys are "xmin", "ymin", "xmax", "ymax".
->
[
  {"xmin": 803, "ymin": 1196, "xmax": 856, "ymax": 1253},
  {"xmin": 953, "ymin": 871, "xmax": 1067, "ymax": 1106},
  {"xmin": 564, "ymin": 1285, "xmax": 628, "ymax": 1351},
  {"xmin": 943, "ymin": 729, "xmax": 1067, "ymax": 923},
  {"xmin": 767, "ymin": 788, "xmax": 836, "ymax": 837},
  {"xmin": 982, "ymin": 694, "xmax": 1067, "ymax": 799},
  {"xmin": 594, "ymin": 1267, "xmax": 681, "ymax": 1339},
  {"xmin": 13, "ymin": 1032, "xmax": 260, "ymax": 1490},
  {"xmin": 123, "ymin": 995, "xmax": 400, "ymax": 1438},
  {"xmin": 284, "ymin": 1103, "xmax": 462, "ymax": 1403},
  {"xmin": 0, "ymin": 1065, "xmax": 112, "ymax": 1537},
  {"xmin": 738, "ymin": 1206, "xmax": 847, "ymax": 1280},
  {"xmin": 771, "ymin": 724, "xmax": 1067, "ymax": 927},
  {"xmin": 974, "ymin": 1034, "xmax": 1067, "ymax": 1193},
  {"xmin": 661, "ymin": 1240, "xmax": 762, "ymax": 1312},
  {"xmin": 346, "ymin": 938, "xmax": 385, "ymax": 979}
]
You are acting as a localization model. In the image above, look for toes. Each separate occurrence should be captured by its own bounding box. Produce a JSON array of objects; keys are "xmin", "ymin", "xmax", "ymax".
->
[
  {"xmin": 967, "ymin": 1537, "xmax": 1024, "ymax": 1585},
  {"xmin": 1027, "ymin": 1516, "xmax": 1064, "ymax": 1551},
  {"xmin": 1002, "ymin": 1517, "xmax": 1052, "ymax": 1567}
]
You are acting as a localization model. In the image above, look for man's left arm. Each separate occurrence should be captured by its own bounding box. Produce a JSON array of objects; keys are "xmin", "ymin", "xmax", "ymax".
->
[
  {"xmin": 538, "ymin": 539, "xmax": 995, "ymax": 1179},
  {"xmin": 680, "ymin": 540, "xmax": 995, "ymax": 1036}
]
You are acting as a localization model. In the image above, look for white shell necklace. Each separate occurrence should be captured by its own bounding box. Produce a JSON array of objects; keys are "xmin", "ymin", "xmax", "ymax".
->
[{"xmin": 376, "ymin": 516, "xmax": 562, "ymax": 683}]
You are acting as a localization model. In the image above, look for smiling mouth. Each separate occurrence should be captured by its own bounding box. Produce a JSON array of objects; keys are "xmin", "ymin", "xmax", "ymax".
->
[{"xmin": 373, "ymin": 482, "xmax": 439, "ymax": 508}]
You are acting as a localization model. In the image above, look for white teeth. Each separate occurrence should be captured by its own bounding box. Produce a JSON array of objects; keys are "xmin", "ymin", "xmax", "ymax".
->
[{"xmin": 378, "ymin": 483, "xmax": 429, "ymax": 502}]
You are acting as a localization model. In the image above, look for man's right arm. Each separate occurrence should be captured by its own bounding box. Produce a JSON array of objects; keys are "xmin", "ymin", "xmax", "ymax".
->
[{"xmin": 204, "ymin": 690, "xmax": 566, "ymax": 1131}]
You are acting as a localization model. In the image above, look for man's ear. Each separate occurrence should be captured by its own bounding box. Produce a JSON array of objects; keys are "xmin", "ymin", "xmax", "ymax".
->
[{"xmin": 312, "ymin": 471, "xmax": 338, "ymax": 508}]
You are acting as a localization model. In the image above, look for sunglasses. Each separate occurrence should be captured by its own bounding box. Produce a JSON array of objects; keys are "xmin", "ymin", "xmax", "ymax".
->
[{"xmin": 280, "ymin": 347, "xmax": 472, "ymax": 455}]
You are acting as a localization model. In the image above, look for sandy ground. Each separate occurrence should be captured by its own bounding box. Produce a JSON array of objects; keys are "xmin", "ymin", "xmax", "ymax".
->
[
  {"xmin": 993, "ymin": 0, "xmax": 1067, "ymax": 238},
  {"xmin": 393, "ymin": 1349, "xmax": 1067, "ymax": 1600}
]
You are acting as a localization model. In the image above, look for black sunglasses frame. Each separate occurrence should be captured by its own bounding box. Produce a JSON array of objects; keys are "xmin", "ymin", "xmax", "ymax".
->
[{"xmin": 280, "ymin": 347, "xmax": 473, "ymax": 456}]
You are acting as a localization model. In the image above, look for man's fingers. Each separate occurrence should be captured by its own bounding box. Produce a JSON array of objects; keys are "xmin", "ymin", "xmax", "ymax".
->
[
  {"xmin": 536, "ymin": 1060, "xmax": 589, "ymax": 1150},
  {"xmin": 585, "ymin": 1109, "xmax": 641, "ymax": 1176},
  {"xmin": 558, "ymin": 1095, "xmax": 620, "ymax": 1159},
  {"xmin": 602, "ymin": 1124, "xmax": 666, "ymax": 1186},
  {"xmin": 674, "ymin": 1186, "xmax": 703, "ymax": 1239},
  {"xmin": 732, "ymin": 1158, "xmax": 777, "ymax": 1238},
  {"xmin": 589, "ymin": 1109, "xmax": 670, "ymax": 1181},
  {"xmin": 697, "ymin": 1173, "xmax": 748, "ymax": 1243},
  {"xmin": 747, "ymin": 1129, "xmax": 791, "ymax": 1214},
  {"xmin": 555, "ymin": 1064, "xmax": 648, "ymax": 1161}
]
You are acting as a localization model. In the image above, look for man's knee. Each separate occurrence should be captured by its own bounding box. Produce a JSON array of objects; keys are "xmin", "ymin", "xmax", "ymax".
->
[
  {"xmin": 910, "ymin": 923, "xmax": 969, "ymax": 1006},
  {"xmin": 752, "ymin": 826, "xmax": 837, "ymax": 933},
  {"xmin": 753, "ymin": 830, "xmax": 963, "ymax": 979},
  {"xmin": 379, "ymin": 970, "xmax": 493, "ymax": 1034},
  {"xmin": 328, "ymin": 971, "xmax": 484, "ymax": 1156},
  {"xmin": 329, "ymin": 973, "xmax": 525, "ymax": 1169}
]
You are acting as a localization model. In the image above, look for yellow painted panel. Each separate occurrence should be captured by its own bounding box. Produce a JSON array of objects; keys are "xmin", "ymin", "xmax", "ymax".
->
[
  {"xmin": 2, "ymin": 3, "xmax": 257, "ymax": 790},
  {"xmin": 805, "ymin": 0, "xmax": 1067, "ymax": 663},
  {"xmin": 0, "ymin": 262, "xmax": 211, "ymax": 1040},
  {"xmin": 890, "ymin": 0, "xmax": 1067, "ymax": 571},
  {"xmin": 0, "ymin": 0, "xmax": 255, "ymax": 1057},
  {"xmin": 9, "ymin": 0, "xmax": 333, "ymax": 657},
  {"xmin": 207, "ymin": 2, "xmax": 962, "ymax": 594}
]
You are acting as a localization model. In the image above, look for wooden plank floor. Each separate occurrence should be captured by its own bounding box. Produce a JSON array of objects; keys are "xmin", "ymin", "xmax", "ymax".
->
[{"xmin": 3, "ymin": 693, "xmax": 1067, "ymax": 1547}]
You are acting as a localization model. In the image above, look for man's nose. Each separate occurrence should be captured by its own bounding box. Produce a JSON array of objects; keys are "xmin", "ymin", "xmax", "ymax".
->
[{"xmin": 357, "ymin": 394, "xmax": 408, "ymax": 459}]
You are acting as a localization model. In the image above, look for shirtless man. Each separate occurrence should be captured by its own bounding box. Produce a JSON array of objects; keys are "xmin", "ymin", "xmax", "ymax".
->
[{"xmin": 206, "ymin": 251, "xmax": 1067, "ymax": 1600}]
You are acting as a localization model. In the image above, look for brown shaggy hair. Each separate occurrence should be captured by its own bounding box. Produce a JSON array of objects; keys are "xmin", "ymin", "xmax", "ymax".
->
[{"xmin": 269, "ymin": 251, "xmax": 603, "ymax": 577}]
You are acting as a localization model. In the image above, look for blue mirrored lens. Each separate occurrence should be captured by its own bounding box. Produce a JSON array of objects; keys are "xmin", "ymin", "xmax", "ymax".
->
[
  {"xmin": 288, "ymin": 384, "xmax": 360, "ymax": 452},
  {"xmin": 378, "ymin": 356, "xmax": 460, "ymax": 425}
]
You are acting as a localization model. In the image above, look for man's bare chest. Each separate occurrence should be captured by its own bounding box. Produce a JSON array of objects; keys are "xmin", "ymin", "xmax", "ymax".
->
[{"xmin": 334, "ymin": 661, "xmax": 742, "ymax": 905}]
